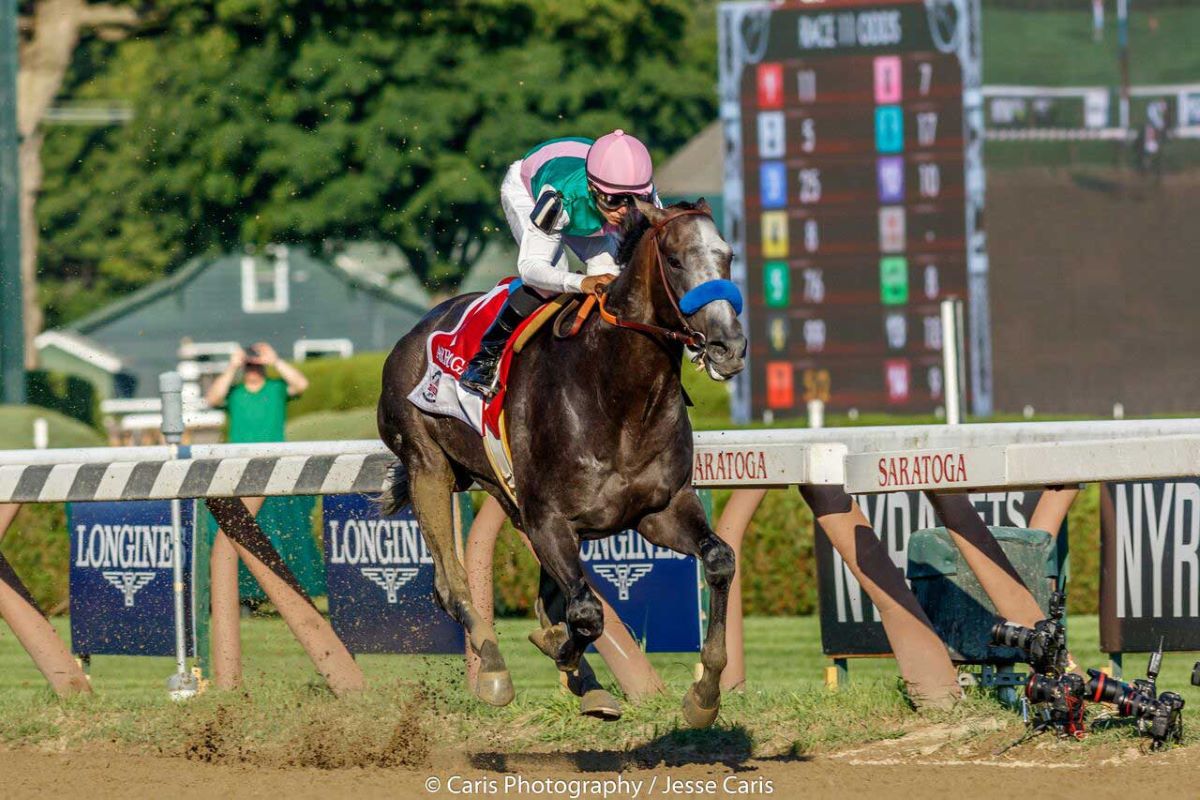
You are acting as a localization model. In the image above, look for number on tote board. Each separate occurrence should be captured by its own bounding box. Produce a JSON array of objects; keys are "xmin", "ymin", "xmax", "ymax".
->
[
  {"xmin": 916, "ymin": 112, "xmax": 938, "ymax": 147},
  {"xmin": 918, "ymin": 62, "xmax": 933, "ymax": 96},
  {"xmin": 799, "ymin": 169, "xmax": 822, "ymax": 203},
  {"xmin": 803, "ymin": 219, "xmax": 820, "ymax": 253},
  {"xmin": 797, "ymin": 69, "xmax": 817, "ymax": 103},
  {"xmin": 918, "ymin": 163, "xmax": 941, "ymax": 198},
  {"xmin": 923, "ymin": 264, "xmax": 939, "ymax": 299},
  {"xmin": 800, "ymin": 118, "xmax": 816, "ymax": 153},
  {"xmin": 803, "ymin": 368, "xmax": 831, "ymax": 403},
  {"xmin": 803, "ymin": 268, "xmax": 825, "ymax": 303}
]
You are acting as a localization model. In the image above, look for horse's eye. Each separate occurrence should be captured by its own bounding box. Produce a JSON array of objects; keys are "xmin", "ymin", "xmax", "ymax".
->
[{"xmin": 668, "ymin": 255, "xmax": 683, "ymax": 270}]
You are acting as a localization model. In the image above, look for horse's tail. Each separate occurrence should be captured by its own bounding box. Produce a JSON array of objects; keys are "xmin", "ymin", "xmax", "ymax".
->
[{"xmin": 377, "ymin": 460, "xmax": 412, "ymax": 516}]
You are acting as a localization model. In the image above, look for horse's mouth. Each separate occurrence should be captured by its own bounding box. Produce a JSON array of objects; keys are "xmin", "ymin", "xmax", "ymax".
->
[
  {"xmin": 690, "ymin": 347, "xmax": 744, "ymax": 382},
  {"xmin": 705, "ymin": 359, "xmax": 742, "ymax": 382}
]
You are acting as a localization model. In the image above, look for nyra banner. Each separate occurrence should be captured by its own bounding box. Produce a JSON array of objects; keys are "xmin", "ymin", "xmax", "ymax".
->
[
  {"xmin": 581, "ymin": 530, "xmax": 703, "ymax": 653},
  {"xmin": 323, "ymin": 493, "xmax": 464, "ymax": 654},
  {"xmin": 1100, "ymin": 481, "xmax": 1200, "ymax": 653},
  {"xmin": 815, "ymin": 491, "xmax": 1050, "ymax": 655},
  {"xmin": 68, "ymin": 500, "xmax": 194, "ymax": 657}
]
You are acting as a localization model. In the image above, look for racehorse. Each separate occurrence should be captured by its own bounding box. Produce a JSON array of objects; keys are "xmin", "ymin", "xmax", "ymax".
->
[{"xmin": 376, "ymin": 199, "xmax": 746, "ymax": 726}]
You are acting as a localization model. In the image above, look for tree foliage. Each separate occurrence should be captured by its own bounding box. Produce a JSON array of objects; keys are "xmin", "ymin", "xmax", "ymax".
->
[{"xmin": 38, "ymin": 0, "xmax": 717, "ymax": 325}]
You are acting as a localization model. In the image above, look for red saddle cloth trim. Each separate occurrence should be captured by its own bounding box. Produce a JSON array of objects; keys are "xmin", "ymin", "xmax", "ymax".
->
[
  {"xmin": 425, "ymin": 277, "xmax": 540, "ymax": 437},
  {"xmin": 483, "ymin": 305, "xmax": 547, "ymax": 436},
  {"xmin": 427, "ymin": 277, "xmax": 518, "ymax": 382}
]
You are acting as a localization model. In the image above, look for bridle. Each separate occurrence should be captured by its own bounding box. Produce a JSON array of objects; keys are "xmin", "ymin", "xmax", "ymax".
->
[{"xmin": 596, "ymin": 208, "xmax": 714, "ymax": 350}]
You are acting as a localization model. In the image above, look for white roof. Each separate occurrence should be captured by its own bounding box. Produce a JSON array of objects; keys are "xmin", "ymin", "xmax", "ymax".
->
[{"xmin": 35, "ymin": 330, "xmax": 124, "ymax": 374}]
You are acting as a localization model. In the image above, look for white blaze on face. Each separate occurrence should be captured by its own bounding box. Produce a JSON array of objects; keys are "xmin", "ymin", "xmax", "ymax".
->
[{"xmin": 687, "ymin": 215, "xmax": 739, "ymax": 334}]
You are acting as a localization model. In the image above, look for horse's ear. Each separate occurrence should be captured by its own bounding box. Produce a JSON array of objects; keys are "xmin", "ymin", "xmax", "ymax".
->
[
  {"xmin": 634, "ymin": 198, "xmax": 667, "ymax": 225},
  {"xmin": 695, "ymin": 197, "xmax": 713, "ymax": 215}
]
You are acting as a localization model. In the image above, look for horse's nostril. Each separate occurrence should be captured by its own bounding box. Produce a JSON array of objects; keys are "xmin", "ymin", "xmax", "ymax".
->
[{"xmin": 707, "ymin": 341, "xmax": 730, "ymax": 359}]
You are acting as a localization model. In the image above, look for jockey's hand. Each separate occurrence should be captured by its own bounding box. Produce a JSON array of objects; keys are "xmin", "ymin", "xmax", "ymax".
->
[{"xmin": 580, "ymin": 274, "xmax": 615, "ymax": 296}]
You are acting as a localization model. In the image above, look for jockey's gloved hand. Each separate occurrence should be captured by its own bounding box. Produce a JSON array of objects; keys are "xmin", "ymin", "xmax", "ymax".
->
[{"xmin": 581, "ymin": 274, "xmax": 615, "ymax": 296}]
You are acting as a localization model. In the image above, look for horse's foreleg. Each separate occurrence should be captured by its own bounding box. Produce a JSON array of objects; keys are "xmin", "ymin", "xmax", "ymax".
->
[
  {"xmin": 406, "ymin": 456, "xmax": 513, "ymax": 706},
  {"xmin": 639, "ymin": 489, "xmax": 735, "ymax": 728},
  {"xmin": 525, "ymin": 517, "xmax": 602, "ymax": 673},
  {"xmin": 534, "ymin": 568, "xmax": 622, "ymax": 719}
]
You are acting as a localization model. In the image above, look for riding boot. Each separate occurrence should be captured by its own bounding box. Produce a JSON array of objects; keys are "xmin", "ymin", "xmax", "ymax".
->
[{"xmin": 460, "ymin": 294, "xmax": 535, "ymax": 398}]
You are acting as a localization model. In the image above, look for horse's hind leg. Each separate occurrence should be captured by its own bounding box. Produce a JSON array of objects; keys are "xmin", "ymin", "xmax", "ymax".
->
[
  {"xmin": 405, "ymin": 451, "xmax": 514, "ymax": 706},
  {"xmin": 639, "ymin": 489, "xmax": 735, "ymax": 728}
]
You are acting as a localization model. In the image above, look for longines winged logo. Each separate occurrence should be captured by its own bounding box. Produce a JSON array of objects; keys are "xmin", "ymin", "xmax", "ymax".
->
[
  {"xmin": 361, "ymin": 567, "xmax": 420, "ymax": 603},
  {"xmin": 102, "ymin": 571, "xmax": 157, "ymax": 607},
  {"xmin": 591, "ymin": 563, "xmax": 654, "ymax": 601}
]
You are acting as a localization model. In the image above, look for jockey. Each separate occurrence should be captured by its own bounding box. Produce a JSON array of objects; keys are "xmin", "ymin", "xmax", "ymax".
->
[{"xmin": 459, "ymin": 130, "xmax": 657, "ymax": 397}]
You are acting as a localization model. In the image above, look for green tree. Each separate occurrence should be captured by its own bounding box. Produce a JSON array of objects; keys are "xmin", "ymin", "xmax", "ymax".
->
[{"xmin": 38, "ymin": 0, "xmax": 717, "ymax": 326}]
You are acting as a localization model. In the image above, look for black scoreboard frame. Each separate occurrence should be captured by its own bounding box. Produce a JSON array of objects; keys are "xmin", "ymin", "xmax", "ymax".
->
[{"xmin": 718, "ymin": 0, "xmax": 991, "ymax": 422}]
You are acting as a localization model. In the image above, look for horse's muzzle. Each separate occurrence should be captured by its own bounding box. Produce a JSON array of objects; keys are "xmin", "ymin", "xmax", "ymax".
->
[{"xmin": 702, "ymin": 334, "xmax": 747, "ymax": 380}]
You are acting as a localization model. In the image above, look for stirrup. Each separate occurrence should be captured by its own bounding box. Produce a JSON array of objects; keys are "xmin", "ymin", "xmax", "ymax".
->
[{"xmin": 460, "ymin": 358, "xmax": 501, "ymax": 398}]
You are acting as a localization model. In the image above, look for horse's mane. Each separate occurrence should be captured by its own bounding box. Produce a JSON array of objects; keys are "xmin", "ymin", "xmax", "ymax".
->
[{"xmin": 615, "ymin": 200, "xmax": 704, "ymax": 266}]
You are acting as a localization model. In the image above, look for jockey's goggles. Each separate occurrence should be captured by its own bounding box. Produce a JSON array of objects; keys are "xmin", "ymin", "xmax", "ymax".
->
[{"xmin": 589, "ymin": 184, "xmax": 651, "ymax": 212}]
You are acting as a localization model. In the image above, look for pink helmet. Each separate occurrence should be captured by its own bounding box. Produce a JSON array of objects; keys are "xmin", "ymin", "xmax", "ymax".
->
[{"xmin": 586, "ymin": 129, "xmax": 654, "ymax": 196}]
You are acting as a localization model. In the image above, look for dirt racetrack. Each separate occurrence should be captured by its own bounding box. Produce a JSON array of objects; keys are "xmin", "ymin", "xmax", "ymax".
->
[{"xmin": 4, "ymin": 736, "xmax": 1196, "ymax": 800}]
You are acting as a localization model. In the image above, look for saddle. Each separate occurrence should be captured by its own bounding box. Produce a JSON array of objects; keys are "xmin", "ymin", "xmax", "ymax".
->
[{"xmin": 407, "ymin": 281, "xmax": 599, "ymax": 503}]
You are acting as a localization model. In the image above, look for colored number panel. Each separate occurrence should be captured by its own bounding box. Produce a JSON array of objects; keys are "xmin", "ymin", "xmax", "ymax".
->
[
  {"xmin": 764, "ymin": 261, "xmax": 790, "ymax": 307},
  {"xmin": 873, "ymin": 56, "xmax": 903, "ymax": 104},
  {"xmin": 759, "ymin": 161, "xmax": 788, "ymax": 208},
  {"xmin": 766, "ymin": 361, "xmax": 795, "ymax": 409},
  {"xmin": 879, "ymin": 256, "xmax": 909, "ymax": 306},
  {"xmin": 875, "ymin": 106, "xmax": 905, "ymax": 153},
  {"xmin": 878, "ymin": 207, "xmax": 907, "ymax": 254},
  {"xmin": 757, "ymin": 63, "xmax": 784, "ymax": 108},
  {"xmin": 761, "ymin": 211, "xmax": 790, "ymax": 257},
  {"xmin": 876, "ymin": 156, "xmax": 905, "ymax": 203},
  {"xmin": 757, "ymin": 111, "xmax": 787, "ymax": 158},
  {"xmin": 883, "ymin": 359, "xmax": 911, "ymax": 405},
  {"xmin": 767, "ymin": 315, "xmax": 791, "ymax": 354}
]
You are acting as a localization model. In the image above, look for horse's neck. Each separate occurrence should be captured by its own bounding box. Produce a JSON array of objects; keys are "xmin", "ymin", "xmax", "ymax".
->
[
  {"xmin": 603, "ymin": 236, "xmax": 668, "ymax": 329},
  {"xmin": 585, "ymin": 245, "xmax": 685, "ymax": 427}
]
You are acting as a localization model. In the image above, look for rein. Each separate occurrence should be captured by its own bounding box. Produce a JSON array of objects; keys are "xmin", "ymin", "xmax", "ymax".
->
[{"xmin": 595, "ymin": 208, "xmax": 713, "ymax": 349}]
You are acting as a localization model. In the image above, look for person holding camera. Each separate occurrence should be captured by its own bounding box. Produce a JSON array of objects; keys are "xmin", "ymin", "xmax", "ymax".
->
[
  {"xmin": 205, "ymin": 342, "xmax": 309, "ymax": 442},
  {"xmin": 203, "ymin": 342, "xmax": 314, "ymax": 633}
]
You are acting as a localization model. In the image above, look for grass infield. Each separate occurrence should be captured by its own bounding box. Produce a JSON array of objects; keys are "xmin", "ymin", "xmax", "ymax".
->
[{"xmin": 1, "ymin": 615, "xmax": 1196, "ymax": 764}]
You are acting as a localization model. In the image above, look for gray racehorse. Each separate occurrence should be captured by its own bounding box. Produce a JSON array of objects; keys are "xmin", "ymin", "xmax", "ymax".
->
[{"xmin": 376, "ymin": 200, "xmax": 746, "ymax": 726}]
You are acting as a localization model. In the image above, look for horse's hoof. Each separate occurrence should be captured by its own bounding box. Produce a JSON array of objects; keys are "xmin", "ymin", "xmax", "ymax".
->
[
  {"xmin": 475, "ymin": 670, "xmax": 515, "ymax": 707},
  {"xmin": 681, "ymin": 684, "xmax": 719, "ymax": 728},
  {"xmin": 579, "ymin": 688, "xmax": 622, "ymax": 721},
  {"xmin": 528, "ymin": 622, "xmax": 570, "ymax": 664}
]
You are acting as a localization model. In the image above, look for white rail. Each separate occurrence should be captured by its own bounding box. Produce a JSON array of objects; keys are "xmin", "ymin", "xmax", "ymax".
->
[
  {"xmin": 843, "ymin": 435, "xmax": 1200, "ymax": 494},
  {"xmin": 3, "ymin": 419, "xmax": 1200, "ymax": 501}
]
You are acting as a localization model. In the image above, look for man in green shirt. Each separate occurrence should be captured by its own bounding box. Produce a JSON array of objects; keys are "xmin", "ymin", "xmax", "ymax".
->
[
  {"xmin": 204, "ymin": 343, "xmax": 314, "ymax": 633},
  {"xmin": 206, "ymin": 342, "xmax": 309, "ymax": 440}
]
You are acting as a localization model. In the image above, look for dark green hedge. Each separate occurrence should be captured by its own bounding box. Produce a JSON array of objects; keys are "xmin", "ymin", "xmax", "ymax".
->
[
  {"xmin": 285, "ymin": 352, "xmax": 388, "ymax": 421},
  {"xmin": 26, "ymin": 370, "xmax": 98, "ymax": 428},
  {"xmin": 487, "ymin": 485, "xmax": 1102, "ymax": 619}
]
